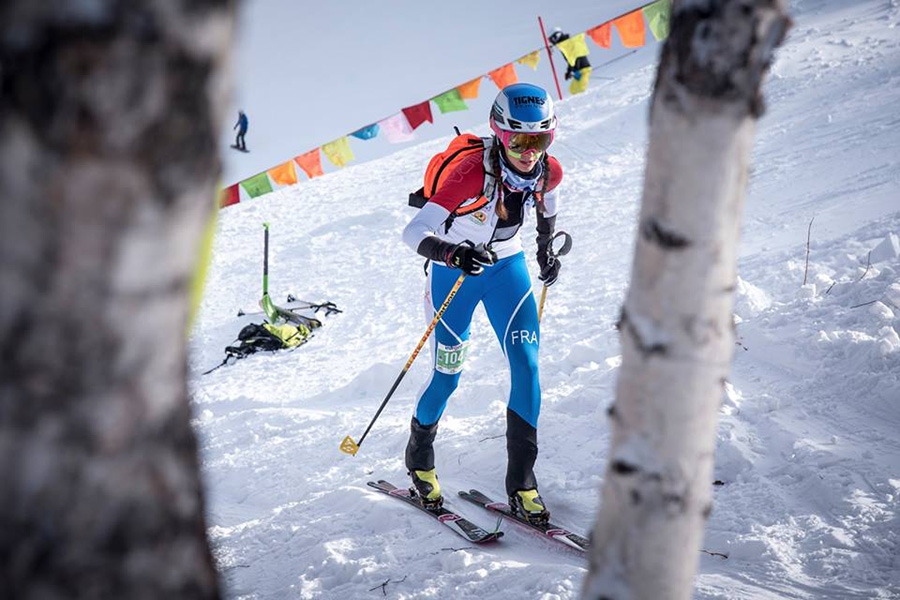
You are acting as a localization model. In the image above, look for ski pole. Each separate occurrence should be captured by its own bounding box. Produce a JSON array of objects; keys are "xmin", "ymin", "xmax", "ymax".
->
[
  {"xmin": 538, "ymin": 285, "xmax": 549, "ymax": 322},
  {"xmin": 537, "ymin": 231, "xmax": 573, "ymax": 322},
  {"xmin": 260, "ymin": 223, "xmax": 279, "ymax": 323},
  {"xmin": 340, "ymin": 272, "xmax": 467, "ymax": 456},
  {"xmin": 263, "ymin": 222, "xmax": 270, "ymax": 296}
]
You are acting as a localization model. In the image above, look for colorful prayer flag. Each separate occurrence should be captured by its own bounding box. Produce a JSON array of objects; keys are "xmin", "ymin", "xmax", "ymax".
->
[
  {"xmin": 322, "ymin": 136, "xmax": 354, "ymax": 168},
  {"xmin": 432, "ymin": 89, "xmax": 468, "ymax": 114},
  {"xmin": 588, "ymin": 22, "xmax": 612, "ymax": 48},
  {"xmin": 267, "ymin": 160, "xmax": 298, "ymax": 186},
  {"xmin": 240, "ymin": 173, "xmax": 273, "ymax": 199},
  {"xmin": 295, "ymin": 149, "xmax": 324, "ymax": 179},
  {"xmin": 457, "ymin": 77, "xmax": 482, "ymax": 99},
  {"xmin": 379, "ymin": 113, "xmax": 415, "ymax": 143},
  {"xmin": 556, "ymin": 33, "xmax": 590, "ymax": 67},
  {"xmin": 402, "ymin": 101, "xmax": 434, "ymax": 131},
  {"xmin": 351, "ymin": 123, "xmax": 380, "ymax": 140},
  {"xmin": 219, "ymin": 184, "xmax": 239, "ymax": 208},
  {"xmin": 613, "ymin": 10, "xmax": 646, "ymax": 48},
  {"xmin": 517, "ymin": 50, "xmax": 541, "ymax": 70},
  {"xmin": 488, "ymin": 63, "xmax": 518, "ymax": 89},
  {"xmin": 643, "ymin": 0, "xmax": 671, "ymax": 41},
  {"xmin": 569, "ymin": 67, "xmax": 592, "ymax": 95}
]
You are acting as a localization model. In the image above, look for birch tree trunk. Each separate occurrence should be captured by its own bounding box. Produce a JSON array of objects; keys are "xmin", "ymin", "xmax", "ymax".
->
[
  {"xmin": 0, "ymin": 1, "xmax": 237, "ymax": 598},
  {"xmin": 582, "ymin": 1, "xmax": 790, "ymax": 598}
]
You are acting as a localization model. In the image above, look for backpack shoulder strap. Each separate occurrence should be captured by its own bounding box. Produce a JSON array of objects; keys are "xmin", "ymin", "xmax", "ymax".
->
[
  {"xmin": 448, "ymin": 140, "xmax": 497, "ymax": 218},
  {"xmin": 481, "ymin": 138, "xmax": 501, "ymax": 199}
]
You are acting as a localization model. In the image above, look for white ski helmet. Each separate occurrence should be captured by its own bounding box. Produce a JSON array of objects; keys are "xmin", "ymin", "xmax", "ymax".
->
[{"xmin": 489, "ymin": 83, "xmax": 557, "ymax": 135}]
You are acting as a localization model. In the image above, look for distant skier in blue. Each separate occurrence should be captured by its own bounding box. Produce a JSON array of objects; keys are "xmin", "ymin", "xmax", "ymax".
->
[
  {"xmin": 401, "ymin": 83, "xmax": 564, "ymax": 526},
  {"xmin": 233, "ymin": 110, "xmax": 248, "ymax": 151}
]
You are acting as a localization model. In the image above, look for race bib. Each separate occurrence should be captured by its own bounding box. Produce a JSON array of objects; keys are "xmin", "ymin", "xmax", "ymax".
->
[{"xmin": 436, "ymin": 341, "xmax": 470, "ymax": 374}]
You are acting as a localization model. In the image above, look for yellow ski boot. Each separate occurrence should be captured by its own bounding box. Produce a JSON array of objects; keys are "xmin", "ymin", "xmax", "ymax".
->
[
  {"xmin": 509, "ymin": 489, "xmax": 550, "ymax": 525},
  {"xmin": 410, "ymin": 468, "xmax": 443, "ymax": 509}
]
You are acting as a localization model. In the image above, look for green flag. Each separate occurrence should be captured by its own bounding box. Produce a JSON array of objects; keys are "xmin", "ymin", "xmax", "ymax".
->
[
  {"xmin": 643, "ymin": 0, "xmax": 671, "ymax": 41},
  {"xmin": 432, "ymin": 89, "xmax": 468, "ymax": 114},
  {"xmin": 240, "ymin": 172, "xmax": 273, "ymax": 198}
]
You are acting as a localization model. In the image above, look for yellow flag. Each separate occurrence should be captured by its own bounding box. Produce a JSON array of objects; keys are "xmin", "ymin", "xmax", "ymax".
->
[
  {"xmin": 557, "ymin": 33, "xmax": 590, "ymax": 66},
  {"xmin": 322, "ymin": 137, "xmax": 354, "ymax": 168},
  {"xmin": 517, "ymin": 50, "xmax": 541, "ymax": 70}
]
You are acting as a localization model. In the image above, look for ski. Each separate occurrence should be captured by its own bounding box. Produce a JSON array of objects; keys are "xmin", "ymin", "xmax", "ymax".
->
[
  {"xmin": 237, "ymin": 297, "xmax": 340, "ymax": 323},
  {"xmin": 367, "ymin": 480, "xmax": 503, "ymax": 544},
  {"xmin": 458, "ymin": 489, "xmax": 589, "ymax": 552}
]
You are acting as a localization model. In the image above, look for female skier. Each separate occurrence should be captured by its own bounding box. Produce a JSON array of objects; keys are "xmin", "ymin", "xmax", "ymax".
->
[{"xmin": 401, "ymin": 82, "xmax": 563, "ymax": 525}]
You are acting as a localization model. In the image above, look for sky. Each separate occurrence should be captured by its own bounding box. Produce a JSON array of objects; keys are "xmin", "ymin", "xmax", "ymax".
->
[
  {"xmin": 193, "ymin": 0, "xmax": 900, "ymax": 598},
  {"xmin": 221, "ymin": 0, "xmax": 650, "ymax": 186}
]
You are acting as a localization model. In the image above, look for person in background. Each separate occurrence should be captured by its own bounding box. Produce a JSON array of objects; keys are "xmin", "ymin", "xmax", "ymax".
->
[
  {"xmin": 233, "ymin": 110, "xmax": 249, "ymax": 151},
  {"xmin": 401, "ymin": 83, "xmax": 564, "ymax": 525},
  {"xmin": 548, "ymin": 27, "xmax": 592, "ymax": 81}
]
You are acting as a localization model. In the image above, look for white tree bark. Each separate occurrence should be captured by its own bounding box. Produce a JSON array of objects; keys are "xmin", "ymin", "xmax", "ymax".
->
[
  {"xmin": 0, "ymin": 1, "xmax": 237, "ymax": 597},
  {"xmin": 582, "ymin": 1, "xmax": 790, "ymax": 599}
]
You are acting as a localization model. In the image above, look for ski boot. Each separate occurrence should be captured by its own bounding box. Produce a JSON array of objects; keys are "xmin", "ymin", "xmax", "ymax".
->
[
  {"xmin": 409, "ymin": 468, "xmax": 443, "ymax": 510},
  {"xmin": 509, "ymin": 489, "xmax": 550, "ymax": 526}
]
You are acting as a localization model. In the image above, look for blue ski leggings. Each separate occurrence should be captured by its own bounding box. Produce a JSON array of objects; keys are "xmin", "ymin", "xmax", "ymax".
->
[{"xmin": 414, "ymin": 252, "xmax": 541, "ymax": 428}]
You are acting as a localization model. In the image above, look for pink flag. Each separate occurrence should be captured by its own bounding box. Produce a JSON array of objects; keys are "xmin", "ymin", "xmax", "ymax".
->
[{"xmin": 379, "ymin": 113, "xmax": 415, "ymax": 143}]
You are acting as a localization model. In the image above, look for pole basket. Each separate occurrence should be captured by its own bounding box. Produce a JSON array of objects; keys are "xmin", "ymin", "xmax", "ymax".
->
[{"xmin": 339, "ymin": 435, "xmax": 360, "ymax": 456}]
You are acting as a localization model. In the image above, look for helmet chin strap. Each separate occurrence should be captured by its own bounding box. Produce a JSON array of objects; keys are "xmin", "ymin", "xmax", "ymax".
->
[{"xmin": 499, "ymin": 147, "xmax": 543, "ymax": 191}]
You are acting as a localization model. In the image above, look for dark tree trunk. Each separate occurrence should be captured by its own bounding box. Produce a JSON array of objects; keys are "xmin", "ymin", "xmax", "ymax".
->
[{"xmin": 0, "ymin": 2, "xmax": 237, "ymax": 598}]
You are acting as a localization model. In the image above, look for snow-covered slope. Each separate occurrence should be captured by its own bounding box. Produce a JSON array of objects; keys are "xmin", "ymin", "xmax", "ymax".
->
[{"xmin": 190, "ymin": 1, "xmax": 900, "ymax": 597}]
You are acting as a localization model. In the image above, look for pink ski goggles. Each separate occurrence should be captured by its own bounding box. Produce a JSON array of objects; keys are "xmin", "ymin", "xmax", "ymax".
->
[{"xmin": 495, "ymin": 129, "xmax": 555, "ymax": 157}]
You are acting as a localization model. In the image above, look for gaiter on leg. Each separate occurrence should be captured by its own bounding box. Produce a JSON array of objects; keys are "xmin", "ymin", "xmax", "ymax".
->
[
  {"xmin": 505, "ymin": 408, "xmax": 538, "ymax": 496},
  {"xmin": 405, "ymin": 417, "xmax": 439, "ymax": 472}
]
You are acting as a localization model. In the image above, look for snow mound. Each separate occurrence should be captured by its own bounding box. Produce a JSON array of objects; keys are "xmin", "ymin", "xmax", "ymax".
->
[
  {"xmin": 734, "ymin": 276, "xmax": 772, "ymax": 319},
  {"xmin": 869, "ymin": 232, "xmax": 900, "ymax": 264}
]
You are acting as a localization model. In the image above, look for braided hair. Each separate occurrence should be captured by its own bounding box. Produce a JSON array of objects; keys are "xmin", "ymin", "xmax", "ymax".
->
[
  {"xmin": 489, "ymin": 142, "xmax": 508, "ymax": 220},
  {"xmin": 534, "ymin": 153, "xmax": 550, "ymax": 214}
]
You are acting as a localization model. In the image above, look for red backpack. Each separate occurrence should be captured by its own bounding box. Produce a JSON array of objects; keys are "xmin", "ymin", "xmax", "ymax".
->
[{"xmin": 408, "ymin": 132, "xmax": 492, "ymax": 216}]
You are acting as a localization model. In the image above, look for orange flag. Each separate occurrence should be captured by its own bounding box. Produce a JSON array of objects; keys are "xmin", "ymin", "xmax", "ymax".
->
[
  {"xmin": 457, "ymin": 77, "xmax": 483, "ymax": 100},
  {"xmin": 268, "ymin": 160, "xmax": 298, "ymax": 186},
  {"xmin": 219, "ymin": 184, "xmax": 239, "ymax": 208},
  {"xmin": 295, "ymin": 149, "xmax": 324, "ymax": 179},
  {"xmin": 588, "ymin": 22, "xmax": 612, "ymax": 48},
  {"xmin": 613, "ymin": 11, "xmax": 646, "ymax": 48},
  {"xmin": 488, "ymin": 63, "xmax": 518, "ymax": 89}
]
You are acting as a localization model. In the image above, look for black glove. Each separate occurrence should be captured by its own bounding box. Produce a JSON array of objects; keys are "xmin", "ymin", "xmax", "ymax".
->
[
  {"xmin": 564, "ymin": 70, "xmax": 572, "ymax": 81},
  {"xmin": 536, "ymin": 234, "xmax": 561, "ymax": 286},
  {"xmin": 445, "ymin": 244, "xmax": 496, "ymax": 276}
]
